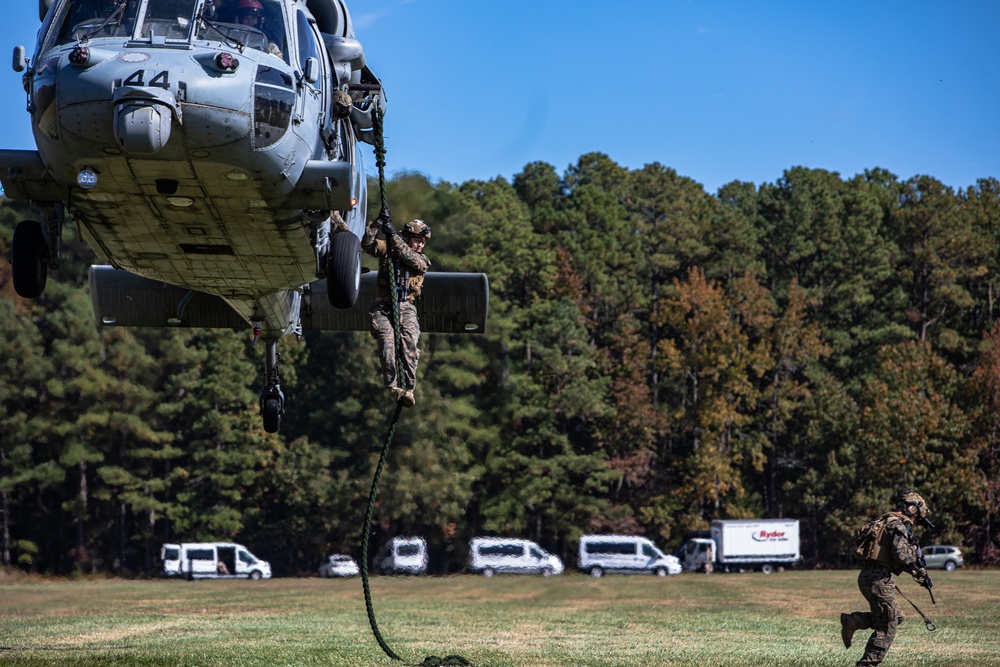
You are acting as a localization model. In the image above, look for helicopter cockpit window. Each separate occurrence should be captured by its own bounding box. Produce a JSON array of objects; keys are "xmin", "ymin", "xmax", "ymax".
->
[
  {"xmin": 198, "ymin": 0, "xmax": 289, "ymax": 63},
  {"xmin": 52, "ymin": 0, "xmax": 140, "ymax": 46},
  {"xmin": 136, "ymin": 0, "xmax": 201, "ymax": 41}
]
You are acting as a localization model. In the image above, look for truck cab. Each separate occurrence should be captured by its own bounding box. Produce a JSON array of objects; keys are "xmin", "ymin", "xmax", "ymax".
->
[{"xmin": 681, "ymin": 537, "xmax": 715, "ymax": 572}]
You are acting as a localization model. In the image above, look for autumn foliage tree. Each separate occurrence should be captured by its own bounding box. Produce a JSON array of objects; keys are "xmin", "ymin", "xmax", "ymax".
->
[{"xmin": 3, "ymin": 159, "xmax": 1000, "ymax": 574}]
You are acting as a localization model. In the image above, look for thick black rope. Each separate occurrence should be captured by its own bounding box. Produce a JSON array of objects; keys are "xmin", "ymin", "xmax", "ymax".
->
[
  {"xmin": 360, "ymin": 401, "xmax": 405, "ymax": 662},
  {"xmin": 372, "ymin": 105, "xmax": 409, "ymax": 392},
  {"xmin": 359, "ymin": 105, "xmax": 474, "ymax": 667}
]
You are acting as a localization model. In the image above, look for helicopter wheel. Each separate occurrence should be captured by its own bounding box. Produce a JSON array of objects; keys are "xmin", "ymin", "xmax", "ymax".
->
[
  {"xmin": 262, "ymin": 397, "xmax": 281, "ymax": 433},
  {"xmin": 326, "ymin": 232, "xmax": 361, "ymax": 309},
  {"xmin": 11, "ymin": 220, "xmax": 49, "ymax": 298}
]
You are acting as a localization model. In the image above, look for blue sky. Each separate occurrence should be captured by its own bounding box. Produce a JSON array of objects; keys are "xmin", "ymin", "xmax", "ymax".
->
[{"xmin": 2, "ymin": 1, "xmax": 998, "ymax": 194}]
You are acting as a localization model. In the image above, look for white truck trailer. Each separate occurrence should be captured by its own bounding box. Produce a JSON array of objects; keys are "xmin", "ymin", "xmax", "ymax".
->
[{"xmin": 680, "ymin": 519, "xmax": 801, "ymax": 574}]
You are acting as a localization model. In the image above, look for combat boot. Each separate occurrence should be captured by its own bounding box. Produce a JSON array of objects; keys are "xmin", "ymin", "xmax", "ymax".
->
[
  {"xmin": 401, "ymin": 389, "xmax": 415, "ymax": 408},
  {"xmin": 390, "ymin": 387, "xmax": 405, "ymax": 403},
  {"xmin": 840, "ymin": 612, "xmax": 863, "ymax": 649}
]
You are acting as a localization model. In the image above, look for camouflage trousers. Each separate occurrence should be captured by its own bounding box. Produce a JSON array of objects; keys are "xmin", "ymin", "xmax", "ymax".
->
[
  {"xmin": 370, "ymin": 300, "xmax": 421, "ymax": 391},
  {"xmin": 847, "ymin": 565, "xmax": 904, "ymax": 666}
]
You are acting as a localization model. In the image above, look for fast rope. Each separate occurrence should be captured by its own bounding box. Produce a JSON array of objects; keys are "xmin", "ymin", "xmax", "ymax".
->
[{"xmin": 357, "ymin": 105, "xmax": 474, "ymax": 667}]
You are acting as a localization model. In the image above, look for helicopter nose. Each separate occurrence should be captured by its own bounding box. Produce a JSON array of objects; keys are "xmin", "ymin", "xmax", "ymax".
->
[{"xmin": 113, "ymin": 88, "xmax": 182, "ymax": 155}]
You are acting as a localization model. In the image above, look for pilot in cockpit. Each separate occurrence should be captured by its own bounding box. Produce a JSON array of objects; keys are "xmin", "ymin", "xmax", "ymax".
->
[{"xmin": 233, "ymin": 0, "xmax": 283, "ymax": 58}]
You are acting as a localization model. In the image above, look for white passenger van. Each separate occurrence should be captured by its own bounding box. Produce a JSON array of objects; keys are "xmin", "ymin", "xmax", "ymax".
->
[
  {"xmin": 378, "ymin": 536, "xmax": 428, "ymax": 575},
  {"xmin": 161, "ymin": 542, "xmax": 272, "ymax": 580},
  {"xmin": 578, "ymin": 534, "xmax": 682, "ymax": 577},
  {"xmin": 468, "ymin": 537, "xmax": 564, "ymax": 577}
]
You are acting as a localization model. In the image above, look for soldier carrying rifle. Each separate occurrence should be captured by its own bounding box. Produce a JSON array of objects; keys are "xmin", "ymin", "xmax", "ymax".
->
[{"xmin": 841, "ymin": 490, "xmax": 935, "ymax": 666}]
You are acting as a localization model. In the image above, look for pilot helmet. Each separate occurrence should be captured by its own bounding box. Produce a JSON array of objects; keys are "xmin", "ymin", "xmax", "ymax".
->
[
  {"xmin": 402, "ymin": 220, "xmax": 431, "ymax": 241},
  {"xmin": 897, "ymin": 490, "xmax": 929, "ymax": 521},
  {"xmin": 236, "ymin": 0, "xmax": 265, "ymax": 26}
]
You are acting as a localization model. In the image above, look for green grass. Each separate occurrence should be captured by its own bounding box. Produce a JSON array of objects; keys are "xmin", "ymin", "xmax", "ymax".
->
[{"xmin": 1, "ymin": 570, "xmax": 998, "ymax": 666}]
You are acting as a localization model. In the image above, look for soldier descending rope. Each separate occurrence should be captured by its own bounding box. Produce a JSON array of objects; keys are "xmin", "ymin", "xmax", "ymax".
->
[
  {"xmin": 356, "ymin": 106, "xmax": 473, "ymax": 666},
  {"xmin": 361, "ymin": 209, "xmax": 431, "ymax": 408}
]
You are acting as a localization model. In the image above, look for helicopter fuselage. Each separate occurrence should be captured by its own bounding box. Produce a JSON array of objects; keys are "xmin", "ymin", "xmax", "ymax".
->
[{"xmin": 7, "ymin": 0, "xmax": 378, "ymax": 335}]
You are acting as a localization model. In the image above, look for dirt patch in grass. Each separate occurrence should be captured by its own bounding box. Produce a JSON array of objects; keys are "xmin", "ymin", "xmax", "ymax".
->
[{"xmin": 62, "ymin": 619, "xmax": 190, "ymax": 647}]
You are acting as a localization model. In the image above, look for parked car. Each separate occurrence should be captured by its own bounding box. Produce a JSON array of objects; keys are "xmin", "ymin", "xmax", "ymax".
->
[
  {"xmin": 922, "ymin": 545, "xmax": 964, "ymax": 571},
  {"xmin": 578, "ymin": 534, "xmax": 682, "ymax": 577},
  {"xmin": 319, "ymin": 554, "xmax": 360, "ymax": 578},
  {"xmin": 468, "ymin": 537, "xmax": 564, "ymax": 577}
]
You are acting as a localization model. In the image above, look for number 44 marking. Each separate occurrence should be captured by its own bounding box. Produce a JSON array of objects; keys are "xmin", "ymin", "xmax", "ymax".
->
[{"xmin": 123, "ymin": 70, "xmax": 170, "ymax": 89}]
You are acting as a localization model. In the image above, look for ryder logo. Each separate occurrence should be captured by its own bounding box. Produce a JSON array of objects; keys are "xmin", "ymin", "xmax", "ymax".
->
[{"xmin": 753, "ymin": 530, "xmax": 787, "ymax": 542}]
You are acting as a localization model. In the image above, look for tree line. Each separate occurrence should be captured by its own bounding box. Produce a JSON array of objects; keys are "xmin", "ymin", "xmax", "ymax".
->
[{"xmin": 2, "ymin": 155, "xmax": 999, "ymax": 575}]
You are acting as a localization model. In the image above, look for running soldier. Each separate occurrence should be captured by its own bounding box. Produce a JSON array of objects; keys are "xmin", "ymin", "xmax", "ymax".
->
[
  {"xmin": 841, "ymin": 491, "xmax": 934, "ymax": 666},
  {"xmin": 361, "ymin": 205, "xmax": 430, "ymax": 408}
]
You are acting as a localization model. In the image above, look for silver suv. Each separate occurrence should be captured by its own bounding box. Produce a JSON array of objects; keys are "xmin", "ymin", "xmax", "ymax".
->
[{"xmin": 922, "ymin": 545, "xmax": 964, "ymax": 571}]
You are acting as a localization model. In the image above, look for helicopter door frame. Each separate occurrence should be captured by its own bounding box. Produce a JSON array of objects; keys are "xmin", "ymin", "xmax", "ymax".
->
[
  {"xmin": 303, "ymin": 13, "xmax": 333, "ymax": 144},
  {"xmin": 291, "ymin": 8, "xmax": 326, "ymax": 135}
]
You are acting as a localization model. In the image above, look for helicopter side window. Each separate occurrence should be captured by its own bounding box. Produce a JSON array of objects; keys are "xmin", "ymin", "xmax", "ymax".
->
[
  {"xmin": 295, "ymin": 10, "xmax": 318, "ymax": 73},
  {"xmin": 254, "ymin": 66, "xmax": 294, "ymax": 148}
]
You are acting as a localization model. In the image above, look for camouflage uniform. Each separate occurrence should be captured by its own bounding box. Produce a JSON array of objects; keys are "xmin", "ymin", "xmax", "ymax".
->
[
  {"xmin": 330, "ymin": 210, "xmax": 350, "ymax": 235},
  {"xmin": 842, "ymin": 500, "xmax": 929, "ymax": 666},
  {"xmin": 360, "ymin": 215, "xmax": 430, "ymax": 398}
]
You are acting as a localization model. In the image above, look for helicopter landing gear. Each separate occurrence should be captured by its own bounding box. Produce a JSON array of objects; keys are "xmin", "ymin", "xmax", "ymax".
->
[
  {"xmin": 326, "ymin": 231, "xmax": 361, "ymax": 309},
  {"xmin": 259, "ymin": 339, "xmax": 285, "ymax": 433},
  {"xmin": 11, "ymin": 219, "xmax": 50, "ymax": 298}
]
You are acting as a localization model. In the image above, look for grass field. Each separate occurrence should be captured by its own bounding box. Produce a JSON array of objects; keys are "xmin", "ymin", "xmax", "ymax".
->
[{"xmin": 1, "ymin": 570, "xmax": 998, "ymax": 667}]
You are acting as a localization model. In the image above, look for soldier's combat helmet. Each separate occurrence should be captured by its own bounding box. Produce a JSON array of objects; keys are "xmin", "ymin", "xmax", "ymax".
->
[
  {"xmin": 332, "ymin": 90, "xmax": 353, "ymax": 119},
  {"xmin": 402, "ymin": 220, "xmax": 431, "ymax": 240},
  {"xmin": 897, "ymin": 490, "xmax": 929, "ymax": 521}
]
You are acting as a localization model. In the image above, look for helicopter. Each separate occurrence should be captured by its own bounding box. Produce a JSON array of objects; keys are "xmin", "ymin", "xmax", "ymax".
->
[{"xmin": 1, "ymin": 0, "xmax": 489, "ymax": 432}]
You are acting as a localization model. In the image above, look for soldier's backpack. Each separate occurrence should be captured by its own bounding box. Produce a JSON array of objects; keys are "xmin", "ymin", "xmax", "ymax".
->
[{"xmin": 853, "ymin": 514, "xmax": 891, "ymax": 562}]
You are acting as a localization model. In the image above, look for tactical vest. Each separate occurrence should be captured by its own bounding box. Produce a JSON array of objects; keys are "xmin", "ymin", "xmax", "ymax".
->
[{"xmin": 853, "ymin": 511, "xmax": 910, "ymax": 573}]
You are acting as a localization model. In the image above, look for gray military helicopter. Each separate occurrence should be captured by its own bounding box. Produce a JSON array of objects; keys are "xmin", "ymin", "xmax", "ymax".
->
[{"xmin": 1, "ymin": 0, "xmax": 489, "ymax": 432}]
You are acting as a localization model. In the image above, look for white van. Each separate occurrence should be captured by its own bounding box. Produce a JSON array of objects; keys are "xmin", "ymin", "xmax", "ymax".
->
[
  {"xmin": 578, "ymin": 534, "xmax": 682, "ymax": 577},
  {"xmin": 468, "ymin": 537, "xmax": 564, "ymax": 577},
  {"xmin": 161, "ymin": 542, "xmax": 272, "ymax": 580},
  {"xmin": 378, "ymin": 537, "xmax": 428, "ymax": 575}
]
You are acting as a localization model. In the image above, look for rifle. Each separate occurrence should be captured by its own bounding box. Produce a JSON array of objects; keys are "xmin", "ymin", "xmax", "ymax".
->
[{"xmin": 915, "ymin": 552, "xmax": 936, "ymax": 604}]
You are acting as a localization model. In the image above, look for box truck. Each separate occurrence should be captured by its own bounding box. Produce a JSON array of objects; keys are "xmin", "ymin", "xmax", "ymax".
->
[{"xmin": 680, "ymin": 519, "xmax": 800, "ymax": 574}]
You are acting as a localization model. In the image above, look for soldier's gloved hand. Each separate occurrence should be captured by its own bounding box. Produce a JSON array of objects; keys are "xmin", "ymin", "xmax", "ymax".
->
[
  {"xmin": 375, "ymin": 205, "xmax": 396, "ymax": 237},
  {"xmin": 914, "ymin": 567, "xmax": 932, "ymax": 589},
  {"xmin": 373, "ymin": 204, "xmax": 390, "ymax": 225}
]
